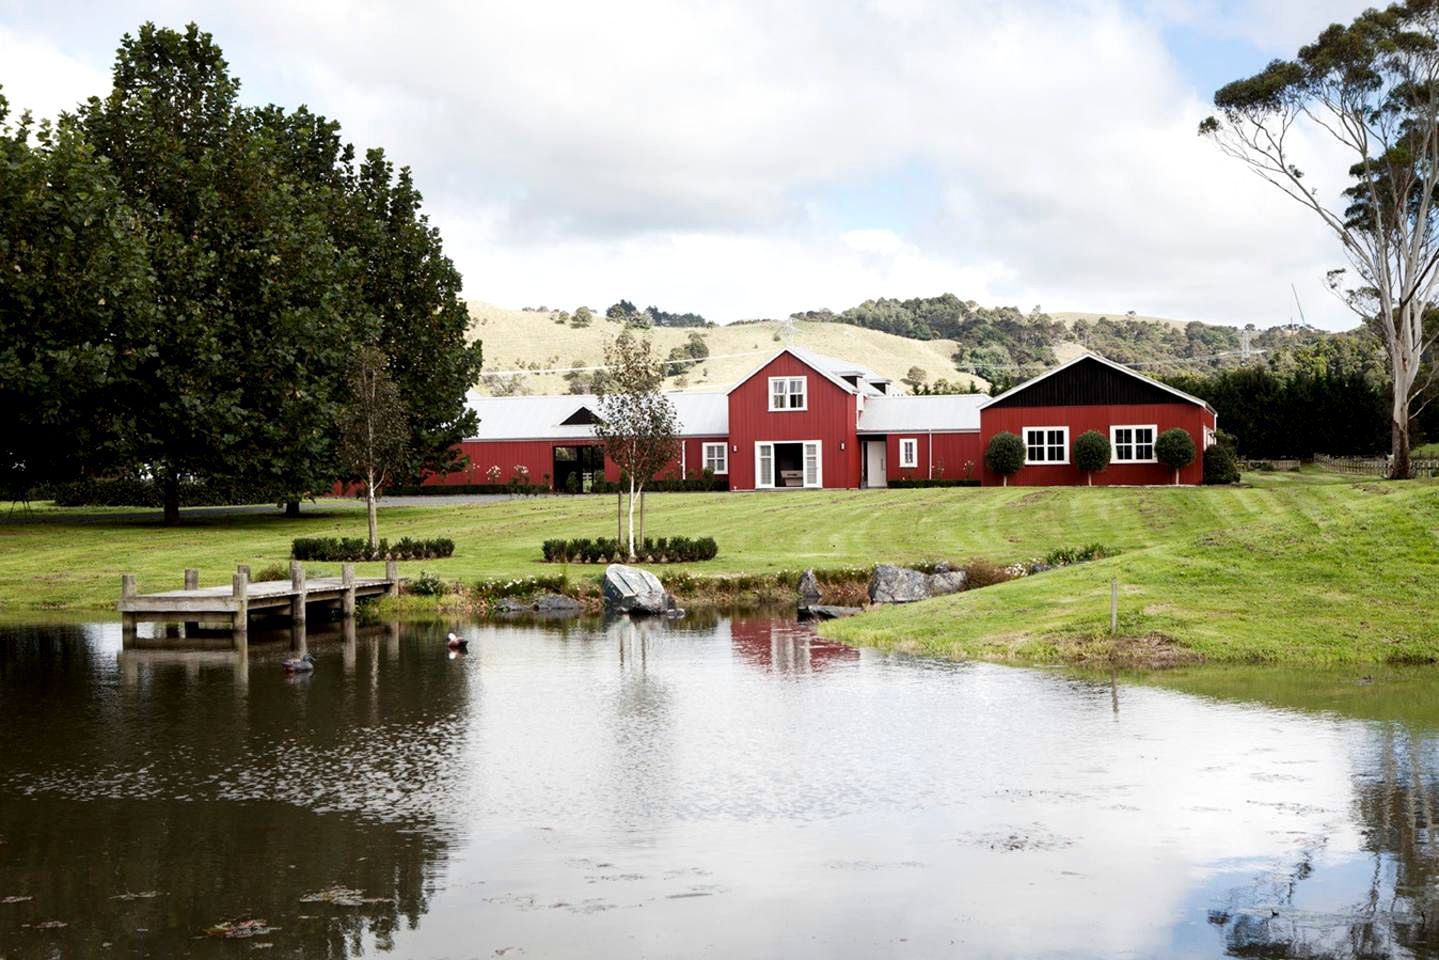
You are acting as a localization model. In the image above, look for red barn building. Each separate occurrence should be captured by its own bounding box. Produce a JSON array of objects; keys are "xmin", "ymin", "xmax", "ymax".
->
[{"xmin": 435, "ymin": 347, "xmax": 1214, "ymax": 491}]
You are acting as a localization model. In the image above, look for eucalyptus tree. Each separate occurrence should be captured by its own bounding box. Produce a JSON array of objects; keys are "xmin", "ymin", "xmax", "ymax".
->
[{"xmin": 1201, "ymin": 1, "xmax": 1439, "ymax": 478}]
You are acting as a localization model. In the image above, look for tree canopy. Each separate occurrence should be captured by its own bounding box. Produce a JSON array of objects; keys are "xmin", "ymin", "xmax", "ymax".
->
[{"xmin": 0, "ymin": 23, "xmax": 481, "ymax": 521}]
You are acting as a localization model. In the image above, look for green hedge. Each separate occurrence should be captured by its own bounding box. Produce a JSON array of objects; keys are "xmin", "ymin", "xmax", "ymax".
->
[
  {"xmin": 51, "ymin": 476, "xmax": 254, "ymax": 507},
  {"xmin": 292, "ymin": 536, "xmax": 455, "ymax": 562},
  {"xmin": 382, "ymin": 483, "xmax": 548, "ymax": 496},
  {"xmin": 592, "ymin": 475, "xmax": 728, "ymax": 494},
  {"xmin": 542, "ymin": 536, "xmax": 718, "ymax": 563},
  {"xmin": 886, "ymin": 478, "xmax": 981, "ymax": 488}
]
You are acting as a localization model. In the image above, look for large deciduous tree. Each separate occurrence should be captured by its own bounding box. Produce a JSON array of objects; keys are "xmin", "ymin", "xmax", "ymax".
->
[
  {"xmin": 1200, "ymin": 2, "xmax": 1439, "ymax": 478},
  {"xmin": 594, "ymin": 332, "xmax": 679, "ymax": 560}
]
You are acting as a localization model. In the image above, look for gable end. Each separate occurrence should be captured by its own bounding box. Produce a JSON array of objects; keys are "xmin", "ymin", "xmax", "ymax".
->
[{"xmin": 986, "ymin": 356, "xmax": 1198, "ymax": 409}]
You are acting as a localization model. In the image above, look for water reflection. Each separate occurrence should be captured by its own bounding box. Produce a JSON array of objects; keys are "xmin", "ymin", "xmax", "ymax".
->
[{"xmin": 5, "ymin": 619, "xmax": 1439, "ymax": 958}]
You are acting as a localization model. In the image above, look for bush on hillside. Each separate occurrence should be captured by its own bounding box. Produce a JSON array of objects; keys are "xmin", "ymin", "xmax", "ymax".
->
[
  {"xmin": 984, "ymin": 432, "xmax": 1026, "ymax": 483},
  {"xmin": 1073, "ymin": 430, "xmax": 1110, "ymax": 484}
]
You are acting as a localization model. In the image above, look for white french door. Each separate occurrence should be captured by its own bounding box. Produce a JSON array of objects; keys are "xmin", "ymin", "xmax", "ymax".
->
[{"xmin": 754, "ymin": 441, "xmax": 822, "ymax": 489}]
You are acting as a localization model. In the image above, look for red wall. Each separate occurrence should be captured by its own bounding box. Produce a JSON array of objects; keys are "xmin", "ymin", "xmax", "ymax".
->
[
  {"xmin": 872, "ymin": 431, "xmax": 984, "ymax": 483},
  {"xmin": 428, "ymin": 436, "xmax": 730, "ymax": 489},
  {"xmin": 979, "ymin": 403, "xmax": 1215, "ymax": 486},
  {"xmin": 727, "ymin": 352, "xmax": 860, "ymax": 490}
]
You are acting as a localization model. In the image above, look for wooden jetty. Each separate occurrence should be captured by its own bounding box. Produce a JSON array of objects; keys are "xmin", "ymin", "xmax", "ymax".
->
[{"xmin": 118, "ymin": 560, "xmax": 398, "ymax": 648}]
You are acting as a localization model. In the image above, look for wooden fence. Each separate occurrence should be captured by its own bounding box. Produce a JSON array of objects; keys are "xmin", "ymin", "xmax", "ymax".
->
[
  {"xmin": 1314, "ymin": 454, "xmax": 1439, "ymax": 477},
  {"xmin": 1239, "ymin": 459, "xmax": 1301, "ymax": 472}
]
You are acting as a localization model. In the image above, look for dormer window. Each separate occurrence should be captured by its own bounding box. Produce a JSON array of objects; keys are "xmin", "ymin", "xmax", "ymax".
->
[{"xmin": 769, "ymin": 376, "xmax": 807, "ymax": 411}]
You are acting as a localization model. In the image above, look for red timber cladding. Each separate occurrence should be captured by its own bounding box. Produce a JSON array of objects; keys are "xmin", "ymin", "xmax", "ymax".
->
[
  {"xmin": 879, "ymin": 432, "xmax": 984, "ymax": 483},
  {"xmin": 726, "ymin": 352, "xmax": 860, "ymax": 490},
  {"xmin": 979, "ymin": 403, "xmax": 1215, "ymax": 486},
  {"xmin": 428, "ymin": 436, "xmax": 730, "ymax": 488}
]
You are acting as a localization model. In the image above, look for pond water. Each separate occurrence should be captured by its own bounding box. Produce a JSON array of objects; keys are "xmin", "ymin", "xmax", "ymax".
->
[{"xmin": 2, "ymin": 615, "xmax": 1438, "ymax": 958}]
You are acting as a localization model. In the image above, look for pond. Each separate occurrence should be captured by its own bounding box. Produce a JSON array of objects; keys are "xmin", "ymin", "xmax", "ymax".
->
[{"xmin": 2, "ymin": 614, "xmax": 1438, "ymax": 958}]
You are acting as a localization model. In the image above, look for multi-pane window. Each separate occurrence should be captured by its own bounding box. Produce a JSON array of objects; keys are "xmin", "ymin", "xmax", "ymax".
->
[
  {"xmin": 768, "ymin": 376, "xmax": 807, "ymax": 411},
  {"xmin": 1023, "ymin": 427, "xmax": 1068, "ymax": 464},
  {"xmin": 1111, "ymin": 425, "xmax": 1156, "ymax": 463},
  {"xmin": 702, "ymin": 442, "xmax": 728, "ymax": 475},
  {"xmin": 899, "ymin": 438, "xmax": 918, "ymax": 468}
]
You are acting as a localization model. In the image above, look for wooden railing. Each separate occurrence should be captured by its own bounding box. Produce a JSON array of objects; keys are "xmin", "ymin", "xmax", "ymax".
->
[{"xmin": 1314, "ymin": 454, "xmax": 1439, "ymax": 477}]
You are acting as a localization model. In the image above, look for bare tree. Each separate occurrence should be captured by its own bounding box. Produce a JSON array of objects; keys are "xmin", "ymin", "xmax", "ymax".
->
[
  {"xmin": 338, "ymin": 347, "xmax": 410, "ymax": 551},
  {"xmin": 594, "ymin": 332, "xmax": 679, "ymax": 560},
  {"xmin": 1201, "ymin": 4, "xmax": 1439, "ymax": 478}
]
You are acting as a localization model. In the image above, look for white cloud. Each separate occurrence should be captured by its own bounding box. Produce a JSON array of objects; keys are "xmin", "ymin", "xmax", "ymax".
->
[
  {"xmin": 0, "ymin": 0, "xmax": 1377, "ymax": 328},
  {"xmin": 0, "ymin": 25, "xmax": 108, "ymax": 123}
]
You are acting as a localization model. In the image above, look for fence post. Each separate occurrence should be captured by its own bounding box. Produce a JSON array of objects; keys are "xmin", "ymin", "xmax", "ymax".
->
[{"xmin": 1110, "ymin": 577, "xmax": 1118, "ymax": 635}]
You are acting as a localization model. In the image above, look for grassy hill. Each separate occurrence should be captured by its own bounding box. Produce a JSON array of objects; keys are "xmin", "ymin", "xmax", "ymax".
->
[{"xmin": 468, "ymin": 302, "xmax": 988, "ymax": 395}]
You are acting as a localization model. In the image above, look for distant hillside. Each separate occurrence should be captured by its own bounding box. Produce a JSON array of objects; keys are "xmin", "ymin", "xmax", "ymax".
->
[
  {"xmin": 469, "ymin": 295, "xmax": 1362, "ymax": 397},
  {"xmin": 468, "ymin": 303, "xmax": 987, "ymax": 396}
]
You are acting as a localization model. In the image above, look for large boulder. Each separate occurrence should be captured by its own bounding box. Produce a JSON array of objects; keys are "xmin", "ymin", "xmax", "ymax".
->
[
  {"xmin": 797, "ymin": 568, "xmax": 823, "ymax": 607},
  {"xmin": 926, "ymin": 570, "xmax": 967, "ymax": 597},
  {"xmin": 602, "ymin": 564, "xmax": 677, "ymax": 615},
  {"xmin": 868, "ymin": 564, "xmax": 931, "ymax": 603}
]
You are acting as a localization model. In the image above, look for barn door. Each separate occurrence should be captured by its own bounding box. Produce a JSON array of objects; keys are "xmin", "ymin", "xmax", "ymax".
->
[
  {"xmin": 803, "ymin": 442, "xmax": 821, "ymax": 488},
  {"xmin": 755, "ymin": 442, "xmax": 774, "ymax": 488}
]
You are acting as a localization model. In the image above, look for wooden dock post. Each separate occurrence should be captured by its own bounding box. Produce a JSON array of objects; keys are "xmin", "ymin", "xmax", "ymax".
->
[
  {"xmin": 341, "ymin": 563, "xmax": 356, "ymax": 618},
  {"xmin": 121, "ymin": 574, "xmax": 137, "ymax": 647},
  {"xmin": 184, "ymin": 568, "xmax": 199, "ymax": 590},
  {"xmin": 385, "ymin": 559, "xmax": 399, "ymax": 597},
  {"xmin": 290, "ymin": 560, "xmax": 307, "ymax": 627},
  {"xmin": 232, "ymin": 567, "xmax": 249, "ymax": 650}
]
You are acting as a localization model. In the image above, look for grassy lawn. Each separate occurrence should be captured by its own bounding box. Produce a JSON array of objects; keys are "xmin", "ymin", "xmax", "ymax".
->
[
  {"xmin": 822, "ymin": 470, "xmax": 1439, "ymax": 664},
  {"xmin": 3, "ymin": 471, "xmax": 1436, "ymax": 665}
]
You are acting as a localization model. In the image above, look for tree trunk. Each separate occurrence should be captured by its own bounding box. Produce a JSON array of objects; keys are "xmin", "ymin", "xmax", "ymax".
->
[
  {"xmin": 1002, "ymin": 475, "xmax": 1007, "ymax": 487},
  {"xmin": 626, "ymin": 477, "xmax": 637, "ymax": 560},
  {"xmin": 1086, "ymin": 473, "xmax": 1092, "ymax": 487},
  {"xmin": 1174, "ymin": 467, "xmax": 1180, "ymax": 486},
  {"xmin": 639, "ymin": 488, "xmax": 646, "ymax": 547},
  {"xmin": 162, "ymin": 473, "xmax": 180, "ymax": 527},
  {"xmin": 617, "ymin": 487, "xmax": 622, "ymax": 545},
  {"xmin": 1391, "ymin": 398, "xmax": 1413, "ymax": 480},
  {"xmin": 366, "ymin": 468, "xmax": 379, "ymax": 551},
  {"xmin": 285, "ymin": 500, "xmax": 301, "ymax": 518}
]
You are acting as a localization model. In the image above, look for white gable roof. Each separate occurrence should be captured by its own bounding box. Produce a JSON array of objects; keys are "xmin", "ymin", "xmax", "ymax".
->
[
  {"xmin": 980, "ymin": 351, "xmax": 1213, "ymax": 411},
  {"xmin": 857, "ymin": 394, "xmax": 984, "ymax": 432},
  {"xmin": 465, "ymin": 391, "xmax": 729, "ymax": 441}
]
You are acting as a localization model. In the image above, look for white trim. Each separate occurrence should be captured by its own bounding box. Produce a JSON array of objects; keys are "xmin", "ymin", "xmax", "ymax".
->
[
  {"xmin": 898, "ymin": 437, "xmax": 919, "ymax": 468},
  {"xmin": 980, "ymin": 351, "xmax": 1213, "ymax": 411},
  {"xmin": 701, "ymin": 441, "xmax": 728, "ymax": 475},
  {"xmin": 1110, "ymin": 424, "xmax": 1158, "ymax": 463},
  {"xmin": 754, "ymin": 440, "xmax": 822, "ymax": 489},
  {"xmin": 1022, "ymin": 426, "xmax": 1070, "ymax": 465},
  {"xmin": 767, "ymin": 375, "xmax": 809, "ymax": 411}
]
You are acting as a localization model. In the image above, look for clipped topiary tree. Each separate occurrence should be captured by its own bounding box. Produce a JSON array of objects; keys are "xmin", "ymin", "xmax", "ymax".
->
[
  {"xmin": 984, "ymin": 432, "xmax": 1026, "ymax": 486},
  {"xmin": 1073, "ymin": 430, "xmax": 1111, "ymax": 486},
  {"xmin": 1155, "ymin": 428, "xmax": 1197, "ymax": 485}
]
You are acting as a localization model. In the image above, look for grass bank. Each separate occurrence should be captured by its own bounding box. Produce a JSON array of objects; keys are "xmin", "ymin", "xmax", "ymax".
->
[
  {"xmin": 3, "ymin": 472, "xmax": 1436, "ymax": 666},
  {"xmin": 821, "ymin": 473, "xmax": 1439, "ymax": 664}
]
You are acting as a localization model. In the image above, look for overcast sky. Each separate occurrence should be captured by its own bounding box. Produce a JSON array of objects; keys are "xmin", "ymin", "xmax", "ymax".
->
[{"xmin": 0, "ymin": 0, "xmax": 1376, "ymax": 329}]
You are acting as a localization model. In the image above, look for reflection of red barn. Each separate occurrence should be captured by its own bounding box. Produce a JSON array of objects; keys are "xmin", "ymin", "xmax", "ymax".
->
[
  {"xmin": 728, "ymin": 616, "xmax": 860, "ymax": 673},
  {"xmin": 433, "ymin": 348, "xmax": 1216, "ymax": 490}
]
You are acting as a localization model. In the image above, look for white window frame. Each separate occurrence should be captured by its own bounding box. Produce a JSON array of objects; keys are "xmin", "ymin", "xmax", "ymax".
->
[
  {"xmin": 701, "ymin": 442, "xmax": 728, "ymax": 475},
  {"xmin": 754, "ymin": 441, "xmax": 822, "ymax": 489},
  {"xmin": 898, "ymin": 437, "xmax": 918, "ymax": 468},
  {"xmin": 1023, "ymin": 426, "xmax": 1069, "ymax": 465},
  {"xmin": 768, "ymin": 376, "xmax": 808, "ymax": 412},
  {"xmin": 1110, "ymin": 424, "xmax": 1158, "ymax": 464}
]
